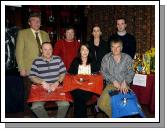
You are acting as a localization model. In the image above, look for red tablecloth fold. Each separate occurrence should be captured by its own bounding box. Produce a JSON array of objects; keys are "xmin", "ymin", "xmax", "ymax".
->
[
  {"xmin": 27, "ymin": 84, "xmax": 73, "ymax": 103},
  {"xmin": 131, "ymin": 74, "xmax": 155, "ymax": 113},
  {"xmin": 63, "ymin": 74, "xmax": 104, "ymax": 95}
]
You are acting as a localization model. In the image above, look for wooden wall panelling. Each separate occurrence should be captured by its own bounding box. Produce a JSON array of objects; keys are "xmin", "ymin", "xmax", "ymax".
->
[{"xmin": 86, "ymin": 5, "xmax": 155, "ymax": 53}]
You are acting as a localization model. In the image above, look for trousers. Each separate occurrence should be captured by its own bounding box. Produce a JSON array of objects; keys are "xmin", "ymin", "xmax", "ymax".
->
[
  {"xmin": 71, "ymin": 89, "xmax": 92, "ymax": 118},
  {"xmin": 31, "ymin": 101, "xmax": 70, "ymax": 118},
  {"xmin": 97, "ymin": 84, "xmax": 117, "ymax": 117}
]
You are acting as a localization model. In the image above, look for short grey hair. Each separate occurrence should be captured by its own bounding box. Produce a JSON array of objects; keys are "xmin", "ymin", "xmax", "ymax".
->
[{"xmin": 110, "ymin": 38, "xmax": 123, "ymax": 51}]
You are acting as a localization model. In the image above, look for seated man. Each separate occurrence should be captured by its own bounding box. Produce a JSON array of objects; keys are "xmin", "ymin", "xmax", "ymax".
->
[
  {"xmin": 29, "ymin": 42, "xmax": 69, "ymax": 118},
  {"xmin": 97, "ymin": 38, "xmax": 135, "ymax": 117}
]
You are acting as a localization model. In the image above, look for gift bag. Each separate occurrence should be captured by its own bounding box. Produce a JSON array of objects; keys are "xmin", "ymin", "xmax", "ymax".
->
[{"xmin": 109, "ymin": 90, "xmax": 145, "ymax": 118}]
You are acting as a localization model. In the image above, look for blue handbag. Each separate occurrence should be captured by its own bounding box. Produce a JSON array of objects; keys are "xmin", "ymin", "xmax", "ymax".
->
[{"xmin": 109, "ymin": 90, "xmax": 145, "ymax": 118}]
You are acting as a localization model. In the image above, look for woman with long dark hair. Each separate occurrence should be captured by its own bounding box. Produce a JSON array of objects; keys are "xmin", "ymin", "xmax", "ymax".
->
[
  {"xmin": 88, "ymin": 24, "xmax": 109, "ymax": 72},
  {"xmin": 68, "ymin": 43, "xmax": 97, "ymax": 117}
]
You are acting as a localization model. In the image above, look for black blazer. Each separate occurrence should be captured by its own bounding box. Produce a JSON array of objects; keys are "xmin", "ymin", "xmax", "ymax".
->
[{"xmin": 68, "ymin": 58, "xmax": 98, "ymax": 74}]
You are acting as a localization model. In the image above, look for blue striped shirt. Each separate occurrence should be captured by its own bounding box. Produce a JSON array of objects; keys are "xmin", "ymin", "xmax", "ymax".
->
[{"xmin": 29, "ymin": 55, "xmax": 66, "ymax": 83}]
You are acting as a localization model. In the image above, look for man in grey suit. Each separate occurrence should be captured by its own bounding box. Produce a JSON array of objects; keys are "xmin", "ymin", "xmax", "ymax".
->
[{"xmin": 16, "ymin": 13, "xmax": 50, "ymax": 115}]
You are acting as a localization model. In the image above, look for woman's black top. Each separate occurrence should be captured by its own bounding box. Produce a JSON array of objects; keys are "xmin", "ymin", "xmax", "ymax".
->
[
  {"xmin": 68, "ymin": 57, "xmax": 97, "ymax": 74},
  {"xmin": 88, "ymin": 38, "xmax": 109, "ymax": 72}
]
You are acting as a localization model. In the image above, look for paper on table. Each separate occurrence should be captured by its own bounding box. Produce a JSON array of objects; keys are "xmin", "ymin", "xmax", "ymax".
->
[{"xmin": 132, "ymin": 74, "xmax": 147, "ymax": 87}]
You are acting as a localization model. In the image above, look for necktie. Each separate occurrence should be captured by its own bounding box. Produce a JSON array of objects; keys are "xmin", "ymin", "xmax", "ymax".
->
[{"xmin": 35, "ymin": 32, "xmax": 42, "ymax": 56}]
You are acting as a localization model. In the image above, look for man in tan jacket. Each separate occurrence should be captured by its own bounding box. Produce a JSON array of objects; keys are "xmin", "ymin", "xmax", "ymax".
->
[{"xmin": 16, "ymin": 13, "xmax": 50, "ymax": 115}]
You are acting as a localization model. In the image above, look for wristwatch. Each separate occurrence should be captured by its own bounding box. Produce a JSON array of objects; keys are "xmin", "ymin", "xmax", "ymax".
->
[{"xmin": 57, "ymin": 80, "xmax": 61, "ymax": 84}]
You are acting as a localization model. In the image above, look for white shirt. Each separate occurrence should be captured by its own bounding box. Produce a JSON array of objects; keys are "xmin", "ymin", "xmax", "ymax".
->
[
  {"xmin": 78, "ymin": 64, "xmax": 91, "ymax": 75},
  {"xmin": 117, "ymin": 31, "xmax": 127, "ymax": 36},
  {"xmin": 31, "ymin": 28, "xmax": 42, "ymax": 45}
]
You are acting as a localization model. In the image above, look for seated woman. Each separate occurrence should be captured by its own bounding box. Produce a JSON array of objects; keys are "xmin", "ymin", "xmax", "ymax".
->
[
  {"xmin": 97, "ymin": 38, "xmax": 135, "ymax": 117},
  {"xmin": 68, "ymin": 43, "xmax": 97, "ymax": 118}
]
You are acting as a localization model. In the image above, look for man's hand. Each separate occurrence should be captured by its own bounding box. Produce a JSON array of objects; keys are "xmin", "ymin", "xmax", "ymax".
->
[
  {"xmin": 113, "ymin": 80, "xmax": 121, "ymax": 90},
  {"xmin": 120, "ymin": 80, "xmax": 129, "ymax": 94},
  {"xmin": 20, "ymin": 69, "xmax": 27, "ymax": 77},
  {"xmin": 41, "ymin": 81, "xmax": 50, "ymax": 91},
  {"xmin": 120, "ymin": 86, "xmax": 129, "ymax": 94},
  {"xmin": 49, "ymin": 81, "xmax": 59, "ymax": 92}
]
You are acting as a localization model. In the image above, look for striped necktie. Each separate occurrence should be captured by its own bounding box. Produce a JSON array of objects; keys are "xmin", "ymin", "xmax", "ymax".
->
[{"xmin": 35, "ymin": 32, "xmax": 42, "ymax": 56}]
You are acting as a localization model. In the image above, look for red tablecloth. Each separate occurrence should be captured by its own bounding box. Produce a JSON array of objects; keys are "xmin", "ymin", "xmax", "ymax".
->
[
  {"xmin": 63, "ymin": 74, "xmax": 104, "ymax": 95},
  {"xmin": 27, "ymin": 84, "xmax": 73, "ymax": 103},
  {"xmin": 131, "ymin": 74, "xmax": 155, "ymax": 113}
]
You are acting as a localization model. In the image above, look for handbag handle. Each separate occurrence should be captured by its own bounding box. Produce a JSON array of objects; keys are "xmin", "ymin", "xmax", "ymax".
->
[{"xmin": 108, "ymin": 89, "xmax": 135, "ymax": 98}]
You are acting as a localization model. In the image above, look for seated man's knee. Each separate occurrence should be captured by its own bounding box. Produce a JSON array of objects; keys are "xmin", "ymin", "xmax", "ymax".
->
[
  {"xmin": 56, "ymin": 101, "xmax": 70, "ymax": 107},
  {"xmin": 97, "ymin": 97, "xmax": 105, "ymax": 110},
  {"xmin": 31, "ymin": 102, "xmax": 45, "ymax": 110},
  {"xmin": 98, "ymin": 91, "xmax": 113, "ymax": 117}
]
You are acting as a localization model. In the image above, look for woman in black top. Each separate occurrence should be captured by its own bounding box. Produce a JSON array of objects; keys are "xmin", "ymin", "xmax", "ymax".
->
[
  {"xmin": 68, "ymin": 43, "xmax": 97, "ymax": 118},
  {"xmin": 88, "ymin": 24, "xmax": 109, "ymax": 72}
]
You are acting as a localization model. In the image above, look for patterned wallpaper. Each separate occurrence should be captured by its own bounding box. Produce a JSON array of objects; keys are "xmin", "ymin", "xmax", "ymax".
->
[{"xmin": 87, "ymin": 5, "xmax": 155, "ymax": 53}]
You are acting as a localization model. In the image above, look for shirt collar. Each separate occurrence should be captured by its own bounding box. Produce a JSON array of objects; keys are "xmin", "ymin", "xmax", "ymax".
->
[
  {"xmin": 30, "ymin": 28, "xmax": 40, "ymax": 34},
  {"xmin": 117, "ymin": 31, "xmax": 127, "ymax": 36},
  {"xmin": 40, "ymin": 56, "xmax": 54, "ymax": 63}
]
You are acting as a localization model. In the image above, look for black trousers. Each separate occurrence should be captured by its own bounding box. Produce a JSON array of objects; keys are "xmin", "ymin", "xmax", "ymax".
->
[
  {"xmin": 23, "ymin": 77, "xmax": 32, "ymax": 111},
  {"xmin": 5, "ymin": 75, "xmax": 24, "ymax": 113},
  {"xmin": 71, "ymin": 89, "xmax": 92, "ymax": 118}
]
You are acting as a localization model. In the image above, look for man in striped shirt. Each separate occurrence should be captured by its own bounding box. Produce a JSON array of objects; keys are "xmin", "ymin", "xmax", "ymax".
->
[{"xmin": 29, "ymin": 42, "xmax": 69, "ymax": 118}]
